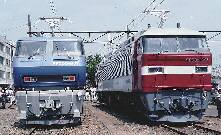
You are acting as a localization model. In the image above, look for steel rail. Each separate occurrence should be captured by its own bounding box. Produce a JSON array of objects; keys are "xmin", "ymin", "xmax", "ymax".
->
[
  {"xmin": 161, "ymin": 124, "xmax": 188, "ymax": 135},
  {"xmin": 194, "ymin": 124, "xmax": 221, "ymax": 135},
  {"xmin": 28, "ymin": 127, "xmax": 37, "ymax": 135}
]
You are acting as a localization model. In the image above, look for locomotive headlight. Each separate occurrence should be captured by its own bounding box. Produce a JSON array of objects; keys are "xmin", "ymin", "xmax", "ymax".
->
[
  {"xmin": 195, "ymin": 66, "xmax": 208, "ymax": 73},
  {"xmin": 63, "ymin": 75, "xmax": 76, "ymax": 82},
  {"xmin": 24, "ymin": 76, "xmax": 37, "ymax": 83},
  {"xmin": 148, "ymin": 67, "xmax": 164, "ymax": 73}
]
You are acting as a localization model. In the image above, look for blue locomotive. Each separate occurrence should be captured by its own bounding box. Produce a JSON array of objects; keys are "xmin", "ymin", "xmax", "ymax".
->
[{"xmin": 13, "ymin": 37, "xmax": 86, "ymax": 125}]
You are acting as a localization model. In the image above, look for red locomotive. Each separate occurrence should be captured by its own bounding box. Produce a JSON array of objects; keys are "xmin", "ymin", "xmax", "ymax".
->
[{"xmin": 96, "ymin": 27, "xmax": 212, "ymax": 122}]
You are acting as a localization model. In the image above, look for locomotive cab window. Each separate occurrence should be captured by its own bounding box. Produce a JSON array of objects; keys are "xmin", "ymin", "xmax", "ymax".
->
[
  {"xmin": 142, "ymin": 37, "xmax": 177, "ymax": 53},
  {"xmin": 142, "ymin": 36, "xmax": 207, "ymax": 53},
  {"xmin": 53, "ymin": 41, "xmax": 84, "ymax": 56},
  {"xmin": 178, "ymin": 37, "xmax": 206, "ymax": 51},
  {"xmin": 15, "ymin": 41, "xmax": 47, "ymax": 56}
]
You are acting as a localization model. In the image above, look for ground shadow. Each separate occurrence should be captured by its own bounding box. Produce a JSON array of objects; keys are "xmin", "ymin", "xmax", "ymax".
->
[
  {"xmin": 13, "ymin": 120, "xmax": 82, "ymax": 130},
  {"xmin": 92, "ymin": 103, "xmax": 157, "ymax": 126},
  {"xmin": 91, "ymin": 102, "xmax": 204, "ymax": 128}
]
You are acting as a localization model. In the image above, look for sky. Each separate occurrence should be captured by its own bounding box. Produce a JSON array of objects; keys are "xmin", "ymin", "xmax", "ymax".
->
[
  {"xmin": 0, "ymin": 0, "xmax": 220, "ymax": 39},
  {"xmin": 0, "ymin": 0, "xmax": 221, "ymax": 60}
]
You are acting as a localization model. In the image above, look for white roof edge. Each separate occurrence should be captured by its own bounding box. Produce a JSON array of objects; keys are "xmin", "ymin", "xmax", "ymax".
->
[
  {"xmin": 141, "ymin": 28, "xmax": 206, "ymax": 36},
  {"xmin": 18, "ymin": 37, "xmax": 83, "ymax": 42}
]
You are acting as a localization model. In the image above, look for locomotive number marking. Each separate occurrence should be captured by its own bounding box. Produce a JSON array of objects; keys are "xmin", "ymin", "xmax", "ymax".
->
[
  {"xmin": 53, "ymin": 61, "xmax": 77, "ymax": 66},
  {"xmin": 186, "ymin": 58, "xmax": 208, "ymax": 62}
]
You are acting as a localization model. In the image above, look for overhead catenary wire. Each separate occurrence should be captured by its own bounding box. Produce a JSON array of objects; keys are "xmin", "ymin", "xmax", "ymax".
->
[
  {"xmin": 129, "ymin": 0, "xmax": 166, "ymax": 30},
  {"xmin": 199, "ymin": 31, "xmax": 221, "ymax": 41},
  {"xmin": 27, "ymin": 0, "xmax": 166, "ymax": 48},
  {"xmin": 31, "ymin": 0, "xmax": 69, "ymax": 37},
  {"xmin": 71, "ymin": 33, "xmax": 90, "ymax": 42},
  {"xmin": 109, "ymin": 0, "xmax": 166, "ymax": 45},
  {"xmin": 49, "ymin": 0, "xmax": 57, "ymax": 16},
  {"xmin": 45, "ymin": 0, "xmax": 166, "ymax": 46},
  {"xmin": 91, "ymin": 33, "xmax": 108, "ymax": 43},
  {"xmin": 143, "ymin": 0, "xmax": 157, "ymax": 13},
  {"xmin": 206, "ymin": 32, "xmax": 221, "ymax": 41},
  {"xmin": 45, "ymin": 0, "xmax": 64, "ymax": 33},
  {"xmin": 127, "ymin": 0, "xmax": 157, "ymax": 28}
]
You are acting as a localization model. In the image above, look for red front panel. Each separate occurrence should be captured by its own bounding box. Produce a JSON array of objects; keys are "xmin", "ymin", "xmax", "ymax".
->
[
  {"xmin": 142, "ymin": 53, "xmax": 212, "ymax": 66},
  {"xmin": 142, "ymin": 74, "xmax": 211, "ymax": 93},
  {"xmin": 134, "ymin": 53, "xmax": 212, "ymax": 92}
]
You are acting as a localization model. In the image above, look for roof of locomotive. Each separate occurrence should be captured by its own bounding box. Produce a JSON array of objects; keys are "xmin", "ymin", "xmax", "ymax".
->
[
  {"xmin": 141, "ymin": 28, "xmax": 206, "ymax": 37},
  {"xmin": 17, "ymin": 37, "xmax": 83, "ymax": 42}
]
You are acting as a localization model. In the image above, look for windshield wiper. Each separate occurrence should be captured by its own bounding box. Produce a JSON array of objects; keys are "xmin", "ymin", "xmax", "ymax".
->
[
  {"xmin": 28, "ymin": 53, "xmax": 41, "ymax": 59},
  {"xmin": 28, "ymin": 55, "xmax": 33, "ymax": 59},
  {"xmin": 184, "ymin": 49, "xmax": 196, "ymax": 52},
  {"xmin": 162, "ymin": 50, "xmax": 169, "ymax": 53}
]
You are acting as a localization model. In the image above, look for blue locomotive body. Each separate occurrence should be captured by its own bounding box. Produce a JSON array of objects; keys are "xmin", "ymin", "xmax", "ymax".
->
[
  {"xmin": 13, "ymin": 66, "xmax": 86, "ymax": 89},
  {"xmin": 13, "ymin": 37, "xmax": 86, "ymax": 125},
  {"xmin": 13, "ymin": 37, "xmax": 86, "ymax": 90}
]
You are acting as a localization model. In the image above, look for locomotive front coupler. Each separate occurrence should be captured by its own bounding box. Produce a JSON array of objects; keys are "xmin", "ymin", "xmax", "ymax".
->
[
  {"xmin": 26, "ymin": 102, "xmax": 37, "ymax": 117},
  {"xmin": 154, "ymin": 98, "xmax": 172, "ymax": 114},
  {"xmin": 169, "ymin": 96, "xmax": 194, "ymax": 112}
]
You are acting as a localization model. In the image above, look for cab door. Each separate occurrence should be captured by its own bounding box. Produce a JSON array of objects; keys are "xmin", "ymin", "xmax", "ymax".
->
[{"xmin": 132, "ymin": 38, "xmax": 143, "ymax": 91}]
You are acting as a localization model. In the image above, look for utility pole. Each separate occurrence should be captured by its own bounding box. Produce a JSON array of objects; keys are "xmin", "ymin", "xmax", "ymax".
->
[
  {"xmin": 28, "ymin": 14, "xmax": 32, "ymax": 37},
  {"xmin": 126, "ymin": 25, "xmax": 130, "ymax": 39}
]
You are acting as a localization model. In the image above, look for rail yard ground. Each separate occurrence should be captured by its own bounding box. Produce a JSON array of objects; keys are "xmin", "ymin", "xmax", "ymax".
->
[{"xmin": 1, "ymin": 102, "xmax": 221, "ymax": 135}]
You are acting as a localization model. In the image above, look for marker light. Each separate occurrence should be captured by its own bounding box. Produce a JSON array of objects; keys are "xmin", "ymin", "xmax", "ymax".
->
[
  {"xmin": 24, "ymin": 76, "xmax": 37, "ymax": 83},
  {"xmin": 63, "ymin": 75, "xmax": 76, "ymax": 82},
  {"xmin": 148, "ymin": 67, "xmax": 164, "ymax": 73},
  {"xmin": 195, "ymin": 67, "xmax": 208, "ymax": 73}
]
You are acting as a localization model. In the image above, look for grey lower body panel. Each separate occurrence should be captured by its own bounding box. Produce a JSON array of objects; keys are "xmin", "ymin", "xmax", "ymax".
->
[
  {"xmin": 142, "ymin": 90, "xmax": 211, "ymax": 122},
  {"xmin": 24, "ymin": 117, "xmax": 81, "ymax": 125},
  {"xmin": 16, "ymin": 90, "xmax": 85, "ymax": 125},
  {"xmin": 153, "ymin": 114, "xmax": 200, "ymax": 123},
  {"xmin": 97, "ymin": 75, "xmax": 132, "ymax": 92}
]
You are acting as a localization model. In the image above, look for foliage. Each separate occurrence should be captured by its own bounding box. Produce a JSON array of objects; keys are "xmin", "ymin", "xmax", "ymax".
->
[{"xmin": 86, "ymin": 54, "xmax": 102, "ymax": 88}]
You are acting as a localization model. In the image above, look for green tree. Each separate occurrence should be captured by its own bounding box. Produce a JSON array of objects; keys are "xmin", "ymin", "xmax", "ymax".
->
[{"xmin": 86, "ymin": 54, "xmax": 102, "ymax": 88}]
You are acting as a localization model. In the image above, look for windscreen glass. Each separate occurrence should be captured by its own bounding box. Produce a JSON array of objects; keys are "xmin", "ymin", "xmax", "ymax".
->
[
  {"xmin": 142, "ymin": 37, "xmax": 207, "ymax": 53},
  {"xmin": 53, "ymin": 41, "xmax": 84, "ymax": 56},
  {"xmin": 16, "ymin": 41, "xmax": 47, "ymax": 56}
]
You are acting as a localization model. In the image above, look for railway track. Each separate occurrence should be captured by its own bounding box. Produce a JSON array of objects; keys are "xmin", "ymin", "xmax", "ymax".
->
[
  {"xmin": 85, "ymin": 103, "xmax": 118, "ymax": 135},
  {"xmin": 28, "ymin": 127, "xmax": 37, "ymax": 135},
  {"xmin": 27, "ymin": 125, "xmax": 48, "ymax": 135},
  {"xmin": 194, "ymin": 124, "xmax": 221, "ymax": 135},
  {"xmin": 25, "ymin": 102, "xmax": 221, "ymax": 135},
  {"xmin": 23, "ymin": 102, "xmax": 130, "ymax": 135},
  {"xmin": 85, "ymin": 102, "xmax": 159, "ymax": 135},
  {"xmin": 161, "ymin": 123, "xmax": 221, "ymax": 135},
  {"xmin": 161, "ymin": 124, "xmax": 188, "ymax": 135}
]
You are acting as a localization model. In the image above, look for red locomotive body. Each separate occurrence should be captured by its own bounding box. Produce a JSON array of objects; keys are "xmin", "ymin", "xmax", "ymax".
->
[
  {"xmin": 136, "ymin": 53, "xmax": 212, "ymax": 93},
  {"xmin": 96, "ymin": 28, "xmax": 212, "ymax": 122}
]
